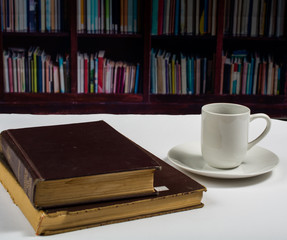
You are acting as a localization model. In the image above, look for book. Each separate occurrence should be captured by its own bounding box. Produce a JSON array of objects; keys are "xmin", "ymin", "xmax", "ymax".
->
[
  {"xmin": 0, "ymin": 120, "xmax": 161, "ymax": 208},
  {"xmin": 0, "ymin": 149, "xmax": 206, "ymax": 236}
]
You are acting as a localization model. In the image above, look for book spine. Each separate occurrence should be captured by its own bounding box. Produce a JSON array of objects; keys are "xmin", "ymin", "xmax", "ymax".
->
[{"xmin": 1, "ymin": 131, "xmax": 41, "ymax": 205}]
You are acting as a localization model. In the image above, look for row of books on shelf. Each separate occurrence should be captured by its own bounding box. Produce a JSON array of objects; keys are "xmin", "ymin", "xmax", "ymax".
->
[
  {"xmin": 77, "ymin": 51, "xmax": 140, "ymax": 94},
  {"xmin": 224, "ymin": 0, "xmax": 286, "ymax": 37},
  {"xmin": 151, "ymin": 0, "xmax": 217, "ymax": 36},
  {"xmin": 2, "ymin": 47, "xmax": 70, "ymax": 93},
  {"xmin": 150, "ymin": 48, "xmax": 214, "ymax": 94},
  {"xmin": 220, "ymin": 50, "xmax": 286, "ymax": 95},
  {"xmin": 77, "ymin": 0, "xmax": 140, "ymax": 34},
  {"xmin": 0, "ymin": 0, "xmax": 67, "ymax": 32}
]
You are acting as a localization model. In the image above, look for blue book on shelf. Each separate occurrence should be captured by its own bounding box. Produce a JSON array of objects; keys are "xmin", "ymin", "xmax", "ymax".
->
[
  {"xmin": 127, "ymin": 0, "xmax": 133, "ymax": 33},
  {"xmin": 38, "ymin": 0, "xmax": 41, "ymax": 31},
  {"xmin": 232, "ymin": 80, "xmax": 237, "ymax": 94},
  {"xmin": 46, "ymin": 0, "xmax": 51, "ymax": 31},
  {"xmin": 29, "ymin": 0, "xmax": 37, "ymax": 32},
  {"xmin": 133, "ymin": 0, "xmax": 138, "ymax": 33},
  {"xmin": 95, "ymin": 0, "xmax": 98, "ymax": 33},
  {"xmin": 6, "ymin": 0, "xmax": 10, "ymax": 30},
  {"xmin": 0, "ymin": 0, "xmax": 3, "ymax": 31},
  {"xmin": 246, "ymin": 63, "xmax": 251, "ymax": 94},
  {"xmin": 94, "ymin": 56, "xmax": 98, "ymax": 93},
  {"xmin": 174, "ymin": 0, "xmax": 180, "ymax": 35},
  {"xmin": 151, "ymin": 0, "xmax": 158, "ymax": 35},
  {"xmin": 134, "ymin": 63, "xmax": 140, "ymax": 93},
  {"xmin": 37, "ymin": 54, "xmax": 42, "ymax": 93},
  {"xmin": 191, "ymin": 57, "xmax": 195, "ymax": 94},
  {"xmin": 248, "ymin": 57, "xmax": 255, "ymax": 94}
]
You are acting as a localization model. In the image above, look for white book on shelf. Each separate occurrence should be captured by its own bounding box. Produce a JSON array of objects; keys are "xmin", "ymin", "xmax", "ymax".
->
[{"xmin": 3, "ymin": 51, "xmax": 10, "ymax": 93}]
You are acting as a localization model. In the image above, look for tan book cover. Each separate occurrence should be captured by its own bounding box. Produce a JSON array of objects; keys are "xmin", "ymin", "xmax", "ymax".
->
[{"xmin": 0, "ymin": 152, "xmax": 206, "ymax": 236}]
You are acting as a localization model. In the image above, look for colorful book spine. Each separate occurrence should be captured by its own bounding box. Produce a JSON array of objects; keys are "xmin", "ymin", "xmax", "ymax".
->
[
  {"xmin": 150, "ymin": 49, "xmax": 214, "ymax": 95},
  {"xmin": 76, "ymin": 51, "xmax": 141, "ymax": 94},
  {"xmin": 221, "ymin": 50, "xmax": 285, "ymax": 95},
  {"xmin": 224, "ymin": 0, "xmax": 286, "ymax": 37},
  {"xmin": 2, "ymin": 47, "xmax": 70, "ymax": 93},
  {"xmin": 151, "ymin": 0, "xmax": 217, "ymax": 36}
]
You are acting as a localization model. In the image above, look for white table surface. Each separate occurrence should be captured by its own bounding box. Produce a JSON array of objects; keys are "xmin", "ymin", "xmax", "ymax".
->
[{"xmin": 0, "ymin": 113, "xmax": 286, "ymax": 240}]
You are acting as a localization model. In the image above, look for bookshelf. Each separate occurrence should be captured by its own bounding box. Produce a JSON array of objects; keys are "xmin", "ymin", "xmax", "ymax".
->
[{"xmin": 0, "ymin": 0, "xmax": 286, "ymax": 118}]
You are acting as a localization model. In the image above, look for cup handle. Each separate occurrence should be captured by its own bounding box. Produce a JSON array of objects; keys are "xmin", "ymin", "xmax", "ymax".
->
[{"xmin": 248, "ymin": 113, "xmax": 271, "ymax": 150}]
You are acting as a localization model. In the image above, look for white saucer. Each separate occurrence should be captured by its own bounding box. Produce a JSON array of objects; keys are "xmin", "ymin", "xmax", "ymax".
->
[{"xmin": 167, "ymin": 142, "xmax": 279, "ymax": 179}]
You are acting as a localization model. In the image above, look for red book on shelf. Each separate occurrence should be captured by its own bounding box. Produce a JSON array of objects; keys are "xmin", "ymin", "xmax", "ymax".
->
[
  {"xmin": 8, "ymin": 56, "xmax": 14, "ymax": 93},
  {"xmin": 97, "ymin": 51, "xmax": 105, "ymax": 93}
]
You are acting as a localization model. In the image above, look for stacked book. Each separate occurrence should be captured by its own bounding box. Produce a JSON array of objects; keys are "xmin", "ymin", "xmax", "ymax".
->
[
  {"xmin": 150, "ymin": 48, "xmax": 214, "ymax": 94},
  {"xmin": 0, "ymin": 120, "xmax": 206, "ymax": 235},
  {"xmin": 220, "ymin": 50, "xmax": 287, "ymax": 95},
  {"xmin": 0, "ymin": 0, "xmax": 67, "ymax": 32},
  {"xmin": 2, "ymin": 47, "xmax": 70, "ymax": 93},
  {"xmin": 151, "ymin": 0, "xmax": 217, "ymax": 36},
  {"xmin": 224, "ymin": 0, "xmax": 286, "ymax": 37},
  {"xmin": 77, "ymin": 0, "xmax": 140, "ymax": 34},
  {"xmin": 77, "ymin": 51, "xmax": 140, "ymax": 94}
]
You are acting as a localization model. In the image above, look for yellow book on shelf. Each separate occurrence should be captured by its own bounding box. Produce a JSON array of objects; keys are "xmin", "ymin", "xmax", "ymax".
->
[
  {"xmin": 32, "ymin": 48, "xmax": 38, "ymax": 93},
  {"xmin": 199, "ymin": 10, "xmax": 205, "ymax": 34}
]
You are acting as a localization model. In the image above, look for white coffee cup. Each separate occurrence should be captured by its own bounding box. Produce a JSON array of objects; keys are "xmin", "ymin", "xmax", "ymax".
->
[{"xmin": 201, "ymin": 103, "xmax": 271, "ymax": 169}]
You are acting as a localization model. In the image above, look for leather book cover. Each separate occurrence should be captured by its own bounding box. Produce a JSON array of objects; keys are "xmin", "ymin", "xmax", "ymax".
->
[
  {"xmin": 0, "ymin": 152, "xmax": 206, "ymax": 235},
  {"xmin": 0, "ymin": 121, "xmax": 161, "ymax": 205}
]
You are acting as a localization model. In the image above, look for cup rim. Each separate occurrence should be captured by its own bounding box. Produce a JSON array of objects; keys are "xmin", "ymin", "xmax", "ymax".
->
[{"xmin": 202, "ymin": 103, "xmax": 250, "ymax": 116}]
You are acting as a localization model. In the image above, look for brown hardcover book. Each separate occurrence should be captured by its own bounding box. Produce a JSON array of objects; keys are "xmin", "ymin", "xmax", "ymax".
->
[
  {"xmin": 0, "ymin": 121, "xmax": 161, "ymax": 208},
  {"xmin": 0, "ymin": 152, "xmax": 206, "ymax": 236}
]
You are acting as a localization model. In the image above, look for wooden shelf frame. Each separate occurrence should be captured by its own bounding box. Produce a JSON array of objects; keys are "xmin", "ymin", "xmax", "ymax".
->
[{"xmin": 0, "ymin": 0, "xmax": 286, "ymax": 118}]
